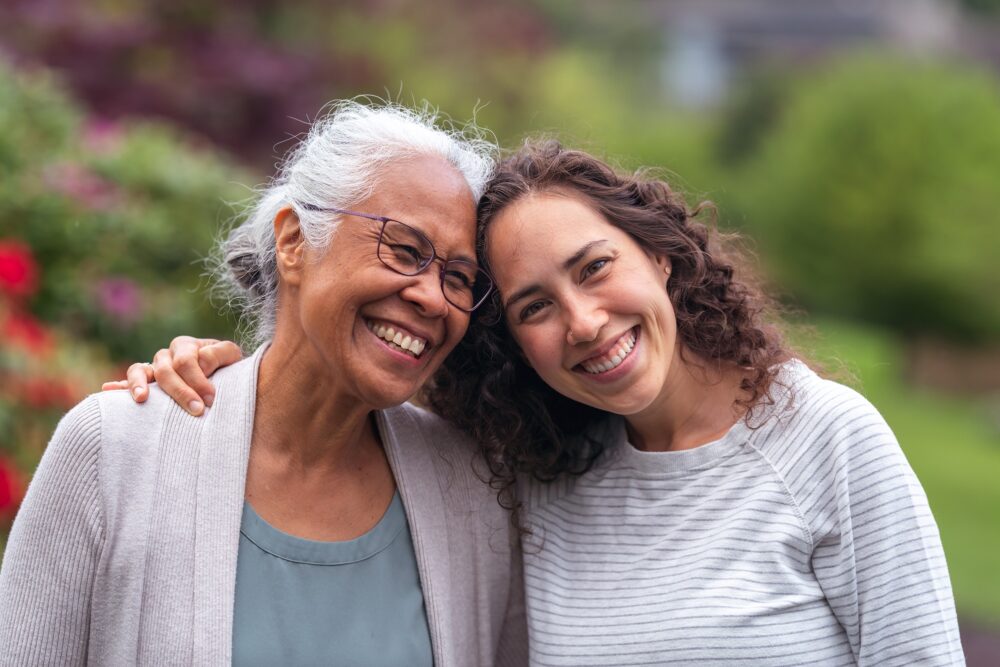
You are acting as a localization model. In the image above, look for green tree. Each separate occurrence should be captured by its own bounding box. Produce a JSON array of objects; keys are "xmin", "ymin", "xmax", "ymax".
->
[{"xmin": 734, "ymin": 54, "xmax": 1000, "ymax": 342}]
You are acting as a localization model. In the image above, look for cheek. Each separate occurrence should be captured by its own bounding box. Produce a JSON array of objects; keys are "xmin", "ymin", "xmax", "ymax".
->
[
  {"xmin": 442, "ymin": 313, "xmax": 471, "ymax": 351},
  {"xmin": 514, "ymin": 328, "xmax": 560, "ymax": 373}
]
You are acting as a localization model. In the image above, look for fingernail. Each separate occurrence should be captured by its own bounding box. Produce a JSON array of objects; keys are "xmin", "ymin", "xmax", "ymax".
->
[
  {"xmin": 204, "ymin": 394, "xmax": 214, "ymax": 407},
  {"xmin": 188, "ymin": 400, "xmax": 204, "ymax": 415},
  {"xmin": 133, "ymin": 387, "xmax": 145, "ymax": 398}
]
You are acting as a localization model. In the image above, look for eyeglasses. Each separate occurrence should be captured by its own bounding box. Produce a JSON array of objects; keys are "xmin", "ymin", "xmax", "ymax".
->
[{"xmin": 300, "ymin": 204, "xmax": 494, "ymax": 312}]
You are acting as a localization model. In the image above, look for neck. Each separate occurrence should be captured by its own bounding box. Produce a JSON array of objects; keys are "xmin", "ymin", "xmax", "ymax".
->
[
  {"xmin": 254, "ymin": 330, "xmax": 378, "ymax": 472},
  {"xmin": 625, "ymin": 346, "xmax": 748, "ymax": 452}
]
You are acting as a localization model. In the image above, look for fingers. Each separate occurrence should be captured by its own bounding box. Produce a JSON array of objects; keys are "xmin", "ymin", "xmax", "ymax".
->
[
  {"xmin": 102, "ymin": 336, "xmax": 242, "ymax": 417},
  {"xmin": 150, "ymin": 344, "xmax": 206, "ymax": 417},
  {"xmin": 197, "ymin": 340, "xmax": 244, "ymax": 376},
  {"xmin": 125, "ymin": 362, "xmax": 155, "ymax": 403}
]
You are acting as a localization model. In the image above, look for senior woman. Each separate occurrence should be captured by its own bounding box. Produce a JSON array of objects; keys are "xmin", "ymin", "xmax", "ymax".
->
[{"xmin": 0, "ymin": 102, "xmax": 526, "ymax": 666}]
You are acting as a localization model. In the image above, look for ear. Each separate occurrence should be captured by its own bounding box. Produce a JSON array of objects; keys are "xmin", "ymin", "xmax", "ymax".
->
[
  {"xmin": 274, "ymin": 206, "xmax": 306, "ymax": 286},
  {"xmin": 652, "ymin": 252, "xmax": 672, "ymax": 280}
]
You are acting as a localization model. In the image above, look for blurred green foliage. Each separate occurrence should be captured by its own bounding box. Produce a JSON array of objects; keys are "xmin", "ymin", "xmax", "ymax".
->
[
  {"xmin": 962, "ymin": 0, "xmax": 1000, "ymax": 14},
  {"xmin": 0, "ymin": 62, "xmax": 248, "ymax": 361},
  {"xmin": 726, "ymin": 55, "xmax": 1000, "ymax": 342},
  {"xmin": 800, "ymin": 319, "xmax": 1000, "ymax": 625}
]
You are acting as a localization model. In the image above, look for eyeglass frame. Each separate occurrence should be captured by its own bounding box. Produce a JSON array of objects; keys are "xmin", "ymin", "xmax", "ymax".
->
[{"xmin": 297, "ymin": 203, "xmax": 494, "ymax": 312}]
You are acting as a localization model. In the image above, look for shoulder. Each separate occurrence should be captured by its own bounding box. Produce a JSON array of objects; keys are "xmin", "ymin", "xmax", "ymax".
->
[
  {"xmin": 45, "ymin": 388, "xmax": 174, "ymax": 465},
  {"xmin": 42, "ymin": 394, "xmax": 105, "ymax": 467},
  {"xmin": 380, "ymin": 402, "xmax": 496, "ymax": 504},
  {"xmin": 87, "ymin": 385, "xmax": 189, "ymax": 457},
  {"xmin": 760, "ymin": 360, "xmax": 893, "ymax": 450},
  {"xmin": 381, "ymin": 401, "xmax": 480, "ymax": 456},
  {"xmin": 751, "ymin": 361, "xmax": 913, "ymax": 499}
]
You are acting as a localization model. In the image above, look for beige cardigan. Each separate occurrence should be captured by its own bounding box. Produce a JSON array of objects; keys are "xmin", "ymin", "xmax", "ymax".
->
[{"xmin": 0, "ymin": 346, "xmax": 527, "ymax": 665}]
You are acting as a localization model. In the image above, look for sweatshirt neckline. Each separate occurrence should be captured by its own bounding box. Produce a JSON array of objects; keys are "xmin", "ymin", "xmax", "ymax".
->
[{"xmin": 605, "ymin": 416, "xmax": 750, "ymax": 474}]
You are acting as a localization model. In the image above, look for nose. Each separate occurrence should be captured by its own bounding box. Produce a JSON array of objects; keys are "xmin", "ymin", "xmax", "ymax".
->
[
  {"xmin": 564, "ymin": 296, "xmax": 607, "ymax": 345},
  {"xmin": 400, "ymin": 269, "xmax": 450, "ymax": 318}
]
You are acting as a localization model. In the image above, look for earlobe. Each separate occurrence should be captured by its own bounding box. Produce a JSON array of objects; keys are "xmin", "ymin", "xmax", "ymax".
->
[
  {"xmin": 654, "ymin": 253, "xmax": 672, "ymax": 278},
  {"xmin": 274, "ymin": 207, "xmax": 306, "ymax": 285}
]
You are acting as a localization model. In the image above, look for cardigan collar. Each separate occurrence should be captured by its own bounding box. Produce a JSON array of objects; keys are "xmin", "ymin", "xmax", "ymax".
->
[{"xmin": 187, "ymin": 344, "xmax": 454, "ymax": 664}]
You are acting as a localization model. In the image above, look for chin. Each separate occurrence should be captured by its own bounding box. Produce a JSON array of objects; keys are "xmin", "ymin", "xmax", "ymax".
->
[{"xmin": 370, "ymin": 384, "xmax": 423, "ymax": 410}]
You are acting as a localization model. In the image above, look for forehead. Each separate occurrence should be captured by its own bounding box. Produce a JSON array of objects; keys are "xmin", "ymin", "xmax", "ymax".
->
[
  {"xmin": 357, "ymin": 154, "xmax": 477, "ymax": 251},
  {"xmin": 487, "ymin": 191, "xmax": 621, "ymax": 274}
]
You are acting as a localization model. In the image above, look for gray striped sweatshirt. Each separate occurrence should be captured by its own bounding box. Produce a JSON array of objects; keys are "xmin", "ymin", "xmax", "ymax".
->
[{"xmin": 520, "ymin": 361, "xmax": 964, "ymax": 666}]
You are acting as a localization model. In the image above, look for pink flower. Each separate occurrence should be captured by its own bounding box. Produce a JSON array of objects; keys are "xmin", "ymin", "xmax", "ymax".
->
[
  {"xmin": 83, "ymin": 119, "xmax": 124, "ymax": 155},
  {"xmin": 0, "ymin": 240, "xmax": 39, "ymax": 299},
  {"xmin": 42, "ymin": 162, "xmax": 122, "ymax": 212}
]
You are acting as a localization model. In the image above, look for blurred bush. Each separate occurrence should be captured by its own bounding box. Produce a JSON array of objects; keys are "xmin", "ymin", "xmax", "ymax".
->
[
  {"xmin": 0, "ymin": 241, "xmax": 111, "ymax": 535},
  {"xmin": 728, "ymin": 54, "xmax": 1000, "ymax": 343},
  {"xmin": 0, "ymin": 61, "xmax": 248, "ymax": 362}
]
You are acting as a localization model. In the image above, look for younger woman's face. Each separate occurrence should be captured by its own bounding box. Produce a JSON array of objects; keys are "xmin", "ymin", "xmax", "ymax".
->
[{"xmin": 486, "ymin": 190, "xmax": 679, "ymax": 417}]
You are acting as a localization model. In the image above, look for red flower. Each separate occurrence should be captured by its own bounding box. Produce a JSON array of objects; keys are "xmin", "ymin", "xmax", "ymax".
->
[
  {"xmin": 0, "ymin": 456, "xmax": 25, "ymax": 523},
  {"xmin": 2, "ymin": 311, "xmax": 55, "ymax": 357},
  {"xmin": 18, "ymin": 377, "xmax": 80, "ymax": 410},
  {"xmin": 0, "ymin": 240, "xmax": 39, "ymax": 299}
]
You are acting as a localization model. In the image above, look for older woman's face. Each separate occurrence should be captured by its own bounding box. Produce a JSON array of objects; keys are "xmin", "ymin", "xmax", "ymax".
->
[
  {"xmin": 288, "ymin": 155, "xmax": 477, "ymax": 409},
  {"xmin": 487, "ymin": 191, "xmax": 679, "ymax": 418}
]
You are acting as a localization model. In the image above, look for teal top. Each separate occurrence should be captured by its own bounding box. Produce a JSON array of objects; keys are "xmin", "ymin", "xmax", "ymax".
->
[{"xmin": 232, "ymin": 492, "xmax": 433, "ymax": 666}]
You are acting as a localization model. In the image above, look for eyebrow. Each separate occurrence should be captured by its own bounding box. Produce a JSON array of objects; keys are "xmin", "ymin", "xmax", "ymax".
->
[
  {"xmin": 502, "ymin": 239, "xmax": 609, "ymax": 312},
  {"xmin": 302, "ymin": 204, "xmax": 479, "ymax": 266}
]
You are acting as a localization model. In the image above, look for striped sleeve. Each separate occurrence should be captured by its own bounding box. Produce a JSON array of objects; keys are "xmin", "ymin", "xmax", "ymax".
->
[
  {"xmin": 768, "ymin": 380, "xmax": 964, "ymax": 666},
  {"xmin": 0, "ymin": 395, "xmax": 106, "ymax": 666}
]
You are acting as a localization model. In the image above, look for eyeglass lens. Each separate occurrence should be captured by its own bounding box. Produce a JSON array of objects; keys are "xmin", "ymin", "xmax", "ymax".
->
[{"xmin": 377, "ymin": 219, "xmax": 491, "ymax": 311}]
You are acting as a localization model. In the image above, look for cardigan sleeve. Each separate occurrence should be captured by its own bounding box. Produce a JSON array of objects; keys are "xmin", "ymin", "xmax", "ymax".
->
[
  {"xmin": 0, "ymin": 395, "xmax": 106, "ymax": 666},
  {"xmin": 495, "ymin": 528, "xmax": 528, "ymax": 667},
  {"xmin": 795, "ymin": 389, "xmax": 965, "ymax": 666}
]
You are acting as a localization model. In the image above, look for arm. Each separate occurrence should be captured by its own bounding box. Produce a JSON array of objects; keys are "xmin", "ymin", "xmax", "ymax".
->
[
  {"xmin": 102, "ymin": 337, "xmax": 242, "ymax": 416},
  {"xmin": 0, "ymin": 397, "xmax": 106, "ymax": 665},
  {"xmin": 809, "ymin": 396, "xmax": 964, "ymax": 666}
]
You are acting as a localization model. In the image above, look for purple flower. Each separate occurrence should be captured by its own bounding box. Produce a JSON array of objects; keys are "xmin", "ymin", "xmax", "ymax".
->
[{"xmin": 94, "ymin": 277, "xmax": 143, "ymax": 325}]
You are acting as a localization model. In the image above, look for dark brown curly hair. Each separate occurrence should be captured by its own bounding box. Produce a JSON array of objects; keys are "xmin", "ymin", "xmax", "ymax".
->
[{"xmin": 423, "ymin": 139, "xmax": 793, "ymax": 517}]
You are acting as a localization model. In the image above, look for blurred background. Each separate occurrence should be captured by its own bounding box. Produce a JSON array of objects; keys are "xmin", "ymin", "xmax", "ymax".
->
[{"xmin": 1, "ymin": 0, "xmax": 998, "ymax": 660}]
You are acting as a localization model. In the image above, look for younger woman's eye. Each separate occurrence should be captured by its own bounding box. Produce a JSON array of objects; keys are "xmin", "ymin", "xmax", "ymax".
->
[
  {"xmin": 519, "ymin": 301, "xmax": 546, "ymax": 321},
  {"xmin": 582, "ymin": 258, "xmax": 610, "ymax": 279}
]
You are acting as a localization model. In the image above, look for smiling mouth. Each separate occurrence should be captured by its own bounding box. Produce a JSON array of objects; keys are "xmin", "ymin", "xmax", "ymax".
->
[
  {"xmin": 365, "ymin": 319, "xmax": 428, "ymax": 358},
  {"xmin": 577, "ymin": 327, "xmax": 638, "ymax": 374}
]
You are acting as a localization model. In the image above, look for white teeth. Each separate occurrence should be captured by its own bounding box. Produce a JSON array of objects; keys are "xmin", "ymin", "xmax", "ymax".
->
[
  {"xmin": 580, "ymin": 329, "xmax": 637, "ymax": 375},
  {"xmin": 365, "ymin": 319, "xmax": 428, "ymax": 358}
]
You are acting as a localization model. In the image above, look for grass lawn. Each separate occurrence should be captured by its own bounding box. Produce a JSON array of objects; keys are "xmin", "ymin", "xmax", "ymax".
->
[{"xmin": 798, "ymin": 319, "xmax": 1000, "ymax": 627}]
